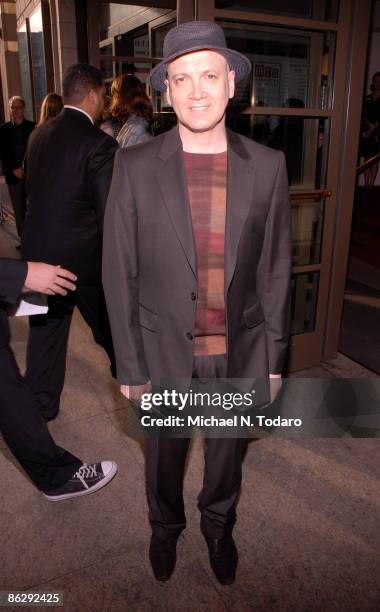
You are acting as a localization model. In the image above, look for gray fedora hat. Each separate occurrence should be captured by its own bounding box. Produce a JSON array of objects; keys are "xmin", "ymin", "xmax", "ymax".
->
[{"xmin": 150, "ymin": 20, "xmax": 251, "ymax": 92}]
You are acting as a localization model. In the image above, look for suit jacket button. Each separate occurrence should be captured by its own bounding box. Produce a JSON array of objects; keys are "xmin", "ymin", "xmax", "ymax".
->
[
  {"xmin": 186, "ymin": 332, "xmax": 193, "ymax": 340},
  {"xmin": 190, "ymin": 292, "xmax": 196, "ymax": 301}
]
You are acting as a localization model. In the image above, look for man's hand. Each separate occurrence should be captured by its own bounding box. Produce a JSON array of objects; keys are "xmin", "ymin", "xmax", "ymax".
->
[
  {"xmin": 121, "ymin": 381, "xmax": 152, "ymax": 403},
  {"xmin": 24, "ymin": 262, "xmax": 77, "ymax": 296},
  {"xmin": 269, "ymin": 373, "xmax": 282, "ymax": 403},
  {"xmin": 13, "ymin": 167, "xmax": 23, "ymax": 179}
]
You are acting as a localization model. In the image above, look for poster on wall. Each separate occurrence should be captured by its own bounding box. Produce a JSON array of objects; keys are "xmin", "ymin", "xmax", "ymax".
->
[
  {"xmin": 252, "ymin": 62, "xmax": 281, "ymax": 106},
  {"xmin": 133, "ymin": 33, "xmax": 149, "ymax": 58},
  {"xmin": 133, "ymin": 33, "xmax": 150, "ymax": 83},
  {"xmin": 250, "ymin": 55, "xmax": 308, "ymax": 107},
  {"xmin": 284, "ymin": 60, "xmax": 308, "ymax": 106}
]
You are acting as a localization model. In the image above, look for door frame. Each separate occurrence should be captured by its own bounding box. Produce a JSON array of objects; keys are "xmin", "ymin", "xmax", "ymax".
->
[{"xmin": 196, "ymin": 0, "xmax": 372, "ymax": 371}]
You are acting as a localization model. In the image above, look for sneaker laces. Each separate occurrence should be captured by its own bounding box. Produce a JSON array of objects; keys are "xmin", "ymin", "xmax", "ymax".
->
[{"xmin": 72, "ymin": 463, "xmax": 98, "ymax": 488}]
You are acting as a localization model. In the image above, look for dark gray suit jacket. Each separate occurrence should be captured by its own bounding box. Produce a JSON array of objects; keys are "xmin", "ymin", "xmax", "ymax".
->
[
  {"xmin": 0, "ymin": 258, "xmax": 27, "ymax": 348},
  {"xmin": 103, "ymin": 126, "xmax": 292, "ymax": 389},
  {"xmin": 22, "ymin": 108, "xmax": 118, "ymax": 286}
]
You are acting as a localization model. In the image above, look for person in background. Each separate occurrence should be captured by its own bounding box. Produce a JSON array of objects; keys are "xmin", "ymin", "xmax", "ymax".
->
[
  {"xmin": 359, "ymin": 71, "xmax": 380, "ymax": 187},
  {"xmin": 38, "ymin": 93, "xmax": 63, "ymax": 126},
  {"xmin": 0, "ymin": 257, "xmax": 117, "ymax": 501},
  {"xmin": 0, "ymin": 96, "xmax": 35, "ymax": 242},
  {"xmin": 21, "ymin": 64, "xmax": 118, "ymax": 422},
  {"xmin": 100, "ymin": 74, "xmax": 153, "ymax": 147}
]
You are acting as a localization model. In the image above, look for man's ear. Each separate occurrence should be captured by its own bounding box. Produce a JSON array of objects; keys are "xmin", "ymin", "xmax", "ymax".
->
[
  {"xmin": 164, "ymin": 79, "xmax": 171, "ymax": 106},
  {"xmin": 228, "ymin": 69, "xmax": 235, "ymax": 99},
  {"xmin": 88, "ymin": 88, "xmax": 97, "ymax": 106}
]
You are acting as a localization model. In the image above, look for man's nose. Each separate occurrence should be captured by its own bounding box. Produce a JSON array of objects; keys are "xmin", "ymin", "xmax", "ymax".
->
[{"xmin": 189, "ymin": 78, "xmax": 205, "ymax": 99}]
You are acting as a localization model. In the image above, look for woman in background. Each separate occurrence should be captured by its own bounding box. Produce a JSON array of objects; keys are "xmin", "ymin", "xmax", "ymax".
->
[
  {"xmin": 38, "ymin": 93, "xmax": 63, "ymax": 126},
  {"xmin": 23, "ymin": 94, "xmax": 63, "ymax": 218},
  {"xmin": 100, "ymin": 74, "xmax": 153, "ymax": 147}
]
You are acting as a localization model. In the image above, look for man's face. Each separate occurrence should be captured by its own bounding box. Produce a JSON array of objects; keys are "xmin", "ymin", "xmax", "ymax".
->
[
  {"xmin": 10, "ymin": 99, "xmax": 25, "ymax": 124},
  {"xmin": 165, "ymin": 50, "xmax": 235, "ymax": 134}
]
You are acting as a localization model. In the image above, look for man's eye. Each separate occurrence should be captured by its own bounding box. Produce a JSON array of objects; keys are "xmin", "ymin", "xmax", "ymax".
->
[
  {"xmin": 206, "ymin": 73, "xmax": 217, "ymax": 80},
  {"xmin": 175, "ymin": 76, "xmax": 186, "ymax": 84}
]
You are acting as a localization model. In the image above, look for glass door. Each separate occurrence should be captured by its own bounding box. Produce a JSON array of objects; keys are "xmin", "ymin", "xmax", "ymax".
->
[
  {"xmin": 197, "ymin": 0, "xmax": 351, "ymax": 371},
  {"xmin": 17, "ymin": 5, "xmax": 49, "ymax": 120},
  {"xmin": 97, "ymin": 0, "xmax": 366, "ymax": 372},
  {"xmin": 99, "ymin": 2, "xmax": 177, "ymax": 133}
]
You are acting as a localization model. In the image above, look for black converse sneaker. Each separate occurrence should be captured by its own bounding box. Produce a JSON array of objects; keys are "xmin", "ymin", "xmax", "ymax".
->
[{"xmin": 43, "ymin": 461, "xmax": 117, "ymax": 502}]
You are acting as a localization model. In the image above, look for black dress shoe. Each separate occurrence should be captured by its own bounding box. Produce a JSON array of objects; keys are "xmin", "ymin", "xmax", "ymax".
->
[
  {"xmin": 149, "ymin": 534, "xmax": 177, "ymax": 581},
  {"xmin": 205, "ymin": 535, "xmax": 238, "ymax": 585}
]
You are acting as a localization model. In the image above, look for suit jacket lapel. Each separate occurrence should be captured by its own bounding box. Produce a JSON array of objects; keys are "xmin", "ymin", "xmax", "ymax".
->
[
  {"xmin": 156, "ymin": 127, "xmax": 255, "ymax": 288},
  {"xmin": 225, "ymin": 130, "xmax": 256, "ymax": 298},
  {"xmin": 156, "ymin": 127, "xmax": 197, "ymax": 278}
]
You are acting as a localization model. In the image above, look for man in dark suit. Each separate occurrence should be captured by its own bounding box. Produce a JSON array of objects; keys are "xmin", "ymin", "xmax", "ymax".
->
[
  {"xmin": 21, "ymin": 64, "xmax": 118, "ymax": 421},
  {"xmin": 103, "ymin": 22, "xmax": 291, "ymax": 584},
  {"xmin": 0, "ymin": 96, "xmax": 35, "ymax": 241},
  {"xmin": 0, "ymin": 258, "xmax": 117, "ymax": 500}
]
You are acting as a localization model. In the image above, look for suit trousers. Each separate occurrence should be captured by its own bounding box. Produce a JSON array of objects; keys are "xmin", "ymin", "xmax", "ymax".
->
[
  {"xmin": 25, "ymin": 286, "xmax": 116, "ymax": 421},
  {"xmin": 8, "ymin": 181, "xmax": 26, "ymax": 238},
  {"xmin": 0, "ymin": 345, "xmax": 81, "ymax": 491},
  {"xmin": 145, "ymin": 354, "xmax": 248, "ymax": 540}
]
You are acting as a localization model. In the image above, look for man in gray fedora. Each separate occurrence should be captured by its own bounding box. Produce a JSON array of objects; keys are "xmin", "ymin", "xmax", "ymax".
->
[{"xmin": 103, "ymin": 20, "xmax": 291, "ymax": 584}]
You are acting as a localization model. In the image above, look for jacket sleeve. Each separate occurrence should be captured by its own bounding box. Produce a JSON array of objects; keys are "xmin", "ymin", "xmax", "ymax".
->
[
  {"xmin": 256, "ymin": 151, "xmax": 292, "ymax": 374},
  {"xmin": 22, "ymin": 123, "xmax": 35, "ymax": 180},
  {"xmin": 102, "ymin": 149, "xmax": 149, "ymax": 385},
  {"xmin": 0, "ymin": 258, "xmax": 28, "ymax": 304},
  {"xmin": 87, "ymin": 135, "xmax": 118, "ymax": 234},
  {"xmin": 117, "ymin": 118, "xmax": 153, "ymax": 148}
]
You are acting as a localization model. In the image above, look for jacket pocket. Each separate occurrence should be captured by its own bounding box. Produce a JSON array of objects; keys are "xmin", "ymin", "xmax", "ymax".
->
[
  {"xmin": 243, "ymin": 301, "xmax": 265, "ymax": 329},
  {"xmin": 139, "ymin": 303, "xmax": 158, "ymax": 332}
]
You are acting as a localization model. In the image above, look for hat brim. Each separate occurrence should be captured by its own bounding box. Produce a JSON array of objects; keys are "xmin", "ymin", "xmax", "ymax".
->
[{"xmin": 150, "ymin": 46, "xmax": 251, "ymax": 92}]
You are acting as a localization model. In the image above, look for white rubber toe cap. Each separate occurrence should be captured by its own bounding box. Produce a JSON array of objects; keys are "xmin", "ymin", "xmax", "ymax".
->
[{"xmin": 101, "ymin": 460, "xmax": 118, "ymax": 479}]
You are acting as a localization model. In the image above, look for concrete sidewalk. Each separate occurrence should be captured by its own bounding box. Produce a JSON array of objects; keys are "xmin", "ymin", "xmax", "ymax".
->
[{"xmin": 0, "ymin": 214, "xmax": 379, "ymax": 612}]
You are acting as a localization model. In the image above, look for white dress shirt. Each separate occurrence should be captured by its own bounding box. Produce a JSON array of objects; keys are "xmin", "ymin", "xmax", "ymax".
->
[{"xmin": 63, "ymin": 105, "xmax": 94, "ymax": 125}]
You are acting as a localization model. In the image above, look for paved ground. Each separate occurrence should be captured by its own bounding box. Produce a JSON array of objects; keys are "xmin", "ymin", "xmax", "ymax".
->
[{"xmin": 0, "ymin": 183, "xmax": 379, "ymax": 611}]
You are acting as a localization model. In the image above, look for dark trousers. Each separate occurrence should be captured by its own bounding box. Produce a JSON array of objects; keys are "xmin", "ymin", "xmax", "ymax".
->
[
  {"xmin": 8, "ymin": 181, "xmax": 26, "ymax": 238},
  {"xmin": 145, "ymin": 354, "xmax": 248, "ymax": 540},
  {"xmin": 25, "ymin": 286, "xmax": 115, "ymax": 421},
  {"xmin": 0, "ymin": 345, "xmax": 81, "ymax": 491}
]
